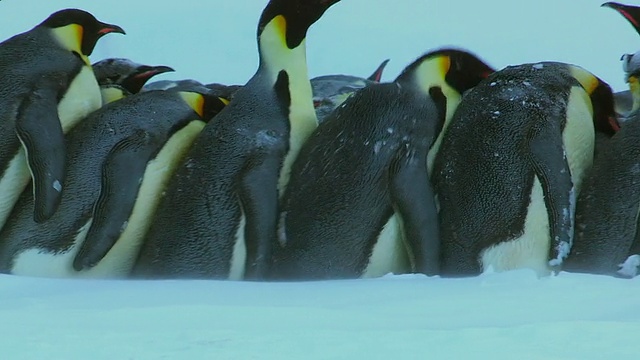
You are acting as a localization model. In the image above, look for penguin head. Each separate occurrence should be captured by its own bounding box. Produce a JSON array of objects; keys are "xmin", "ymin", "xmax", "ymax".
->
[
  {"xmin": 257, "ymin": 0, "xmax": 341, "ymax": 49},
  {"xmin": 602, "ymin": 2, "xmax": 640, "ymax": 35},
  {"xmin": 621, "ymin": 51, "xmax": 640, "ymax": 113},
  {"xmin": 310, "ymin": 75, "xmax": 372, "ymax": 122},
  {"xmin": 590, "ymin": 80, "xmax": 620, "ymax": 136},
  {"xmin": 204, "ymin": 83, "xmax": 243, "ymax": 100},
  {"xmin": 40, "ymin": 9, "xmax": 125, "ymax": 57},
  {"xmin": 395, "ymin": 48, "xmax": 495, "ymax": 96},
  {"xmin": 177, "ymin": 91, "xmax": 229, "ymax": 122},
  {"xmin": 93, "ymin": 58, "xmax": 175, "ymax": 94}
]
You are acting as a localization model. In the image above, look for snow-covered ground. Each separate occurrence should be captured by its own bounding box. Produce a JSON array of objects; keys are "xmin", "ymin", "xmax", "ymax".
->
[
  {"xmin": 2, "ymin": 271, "xmax": 639, "ymax": 359},
  {"xmin": 1, "ymin": 1, "xmax": 639, "ymax": 359}
]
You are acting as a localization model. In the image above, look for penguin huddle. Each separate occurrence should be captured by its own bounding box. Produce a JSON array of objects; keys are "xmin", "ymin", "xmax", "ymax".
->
[{"xmin": 0, "ymin": 0, "xmax": 638, "ymax": 281}]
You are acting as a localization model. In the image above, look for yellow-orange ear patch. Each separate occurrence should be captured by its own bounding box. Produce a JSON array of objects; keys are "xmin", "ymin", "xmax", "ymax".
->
[
  {"xmin": 269, "ymin": 15, "xmax": 288, "ymax": 46},
  {"xmin": 51, "ymin": 23, "xmax": 85, "ymax": 60},
  {"xmin": 438, "ymin": 56, "xmax": 452, "ymax": 78},
  {"xmin": 569, "ymin": 66, "xmax": 599, "ymax": 95},
  {"xmin": 180, "ymin": 92, "xmax": 205, "ymax": 118}
]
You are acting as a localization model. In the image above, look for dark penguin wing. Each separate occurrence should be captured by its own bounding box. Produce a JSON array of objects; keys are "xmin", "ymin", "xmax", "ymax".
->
[
  {"xmin": 238, "ymin": 143, "xmax": 284, "ymax": 279},
  {"xmin": 73, "ymin": 129, "xmax": 162, "ymax": 270},
  {"xmin": 388, "ymin": 139, "xmax": 439, "ymax": 275},
  {"xmin": 524, "ymin": 105, "xmax": 574, "ymax": 269},
  {"xmin": 14, "ymin": 80, "xmax": 66, "ymax": 223},
  {"xmin": 237, "ymin": 72, "xmax": 290, "ymax": 279}
]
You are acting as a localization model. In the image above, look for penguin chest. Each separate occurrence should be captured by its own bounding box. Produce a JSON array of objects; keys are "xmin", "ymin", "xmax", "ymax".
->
[
  {"xmin": 361, "ymin": 213, "xmax": 411, "ymax": 278},
  {"xmin": 228, "ymin": 213, "xmax": 247, "ymax": 281},
  {"xmin": 562, "ymin": 86, "xmax": 595, "ymax": 191},
  {"xmin": 57, "ymin": 65, "xmax": 102, "ymax": 132},
  {"xmin": 480, "ymin": 176, "xmax": 551, "ymax": 276},
  {"xmin": 0, "ymin": 150, "xmax": 31, "ymax": 229}
]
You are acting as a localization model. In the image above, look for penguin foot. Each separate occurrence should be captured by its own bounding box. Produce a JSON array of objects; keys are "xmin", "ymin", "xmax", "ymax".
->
[{"xmin": 617, "ymin": 254, "xmax": 640, "ymax": 278}]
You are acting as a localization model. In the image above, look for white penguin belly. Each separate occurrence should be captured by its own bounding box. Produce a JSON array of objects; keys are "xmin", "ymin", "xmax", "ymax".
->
[
  {"xmin": 480, "ymin": 176, "xmax": 551, "ymax": 277},
  {"xmin": 57, "ymin": 65, "xmax": 102, "ymax": 132},
  {"xmin": 362, "ymin": 213, "xmax": 411, "ymax": 278},
  {"xmin": 0, "ymin": 150, "xmax": 31, "ymax": 230},
  {"xmin": 12, "ymin": 220, "xmax": 93, "ymax": 278},
  {"xmin": 563, "ymin": 87, "xmax": 595, "ymax": 192},
  {"xmin": 228, "ymin": 213, "xmax": 247, "ymax": 281}
]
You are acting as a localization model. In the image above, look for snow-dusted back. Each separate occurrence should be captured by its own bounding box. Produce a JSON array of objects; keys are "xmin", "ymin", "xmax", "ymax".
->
[{"xmin": 1, "ymin": 1, "xmax": 639, "ymax": 359}]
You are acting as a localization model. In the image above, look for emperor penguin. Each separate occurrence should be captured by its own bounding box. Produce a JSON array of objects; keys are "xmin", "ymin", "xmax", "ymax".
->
[
  {"xmin": 133, "ymin": 0, "xmax": 342, "ymax": 280},
  {"xmin": 144, "ymin": 79, "xmax": 243, "ymax": 101},
  {"xmin": 432, "ymin": 62, "xmax": 619, "ymax": 277},
  {"xmin": 602, "ymin": 2, "xmax": 640, "ymax": 36},
  {"xmin": 92, "ymin": 58, "xmax": 174, "ymax": 104},
  {"xmin": 565, "ymin": 51, "xmax": 640, "ymax": 278},
  {"xmin": 271, "ymin": 49, "xmax": 494, "ymax": 280},
  {"xmin": 0, "ymin": 8, "xmax": 124, "ymax": 229},
  {"xmin": 310, "ymin": 59, "xmax": 390, "ymax": 123},
  {"xmin": 0, "ymin": 90, "xmax": 227, "ymax": 278}
]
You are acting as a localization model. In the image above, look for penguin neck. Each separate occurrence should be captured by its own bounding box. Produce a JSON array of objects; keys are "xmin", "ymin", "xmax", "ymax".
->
[
  {"xmin": 50, "ymin": 24, "xmax": 90, "ymax": 65},
  {"xmin": 411, "ymin": 57, "xmax": 461, "ymax": 120},
  {"xmin": 407, "ymin": 57, "xmax": 462, "ymax": 174},
  {"xmin": 629, "ymin": 76, "xmax": 640, "ymax": 112},
  {"xmin": 257, "ymin": 15, "xmax": 317, "ymax": 195},
  {"xmin": 100, "ymin": 85, "xmax": 129, "ymax": 105}
]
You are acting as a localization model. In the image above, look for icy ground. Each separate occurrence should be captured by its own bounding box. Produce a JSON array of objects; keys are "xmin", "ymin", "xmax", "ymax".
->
[{"xmin": 1, "ymin": 271, "xmax": 638, "ymax": 359}]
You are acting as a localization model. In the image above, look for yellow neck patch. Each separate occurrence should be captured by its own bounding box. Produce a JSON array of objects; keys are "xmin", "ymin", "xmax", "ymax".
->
[
  {"xmin": 51, "ymin": 24, "xmax": 89, "ymax": 64},
  {"xmin": 413, "ymin": 55, "xmax": 451, "ymax": 95},
  {"xmin": 569, "ymin": 65, "xmax": 599, "ymax": 95},
  {"xmin": 100, "ymin": 86, "xmax": 126, "ymax": 105},
  {"xmin": 179, "ymin": 92, "xmax": 205, "ymax": 118},
  {"xmin": 629, "ymin": 76, "xmax": 640, "ymax": 112}
]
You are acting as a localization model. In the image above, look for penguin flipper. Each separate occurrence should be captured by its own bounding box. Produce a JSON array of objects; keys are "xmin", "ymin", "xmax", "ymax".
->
[
  {"xmin": 14, "ymin": 87, "xmax": 66, "ymax": 223},
  {"xmin": 73, "ymin": 129, "xmax": 160, "ymax": 271},
  {"xmin": 237, "ymin": 151, "xmax": 281, "ymax": 280},
  {"xmin": 526, "ymin": 123, "xmax": 574, "ymax": 271},
  {"xmin": 388, "ymin": 145, "xmax": 440, "ymax": 276}
]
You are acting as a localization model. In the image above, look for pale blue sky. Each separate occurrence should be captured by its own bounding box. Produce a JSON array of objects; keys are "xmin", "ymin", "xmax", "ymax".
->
[{"xmin": 0, "ymin": 0, "xmax": 638, "ymax": 91}]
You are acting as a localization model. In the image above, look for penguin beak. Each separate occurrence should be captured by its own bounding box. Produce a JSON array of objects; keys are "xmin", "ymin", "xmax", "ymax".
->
[
  {"xmin": 602, "ymin": 2, "xmax": 640, "ymax": 27},
  {"xmin": 97, "ymin": 23, "xmax": 126, "ymax": 37},
  {"xmin": 133, "ymin": 65, "xmax": 175, "ymax": 81}
]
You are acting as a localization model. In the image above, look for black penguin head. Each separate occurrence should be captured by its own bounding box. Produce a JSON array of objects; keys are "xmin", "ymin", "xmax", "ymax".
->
[
  {"xmin": 93, "ymin": 58, "xmax": 175, "ymax": 94},
  {"xmin": 310, "ymin": 75, "xmax": 371, "ymax": 122},
  {"xmin": 441, "ymin": 49, "xmax": 495, "ymax": 93},
  {"xmin": 257, "ymin": 0, "xmax": 341, "ymax": 49},
  {"xmin": 40, "ymin": 9, "xmax": 125, "ymax": 56},
  {"xmin": 589, "ymin": 79, "xmax": 621, "ymax": 136},
  {"xmin": 395, "ymin": 48, "xmax": 495, "ymax": 95},
  {"xmin": 204, "ymin": 83, "xmax": 243, "ymax": 100},
  {"xmin": 602, "ymin": 2, "xmax": 640, "ymax": 35},
  {"xmin": 176, "ymin": 90, "xmax": 229, "ymax": 122}
]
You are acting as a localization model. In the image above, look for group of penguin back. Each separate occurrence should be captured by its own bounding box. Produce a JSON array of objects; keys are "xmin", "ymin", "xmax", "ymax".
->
[{"xmin": 1, "ymin": 0, "xmax": 639, "ymax": 282}]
